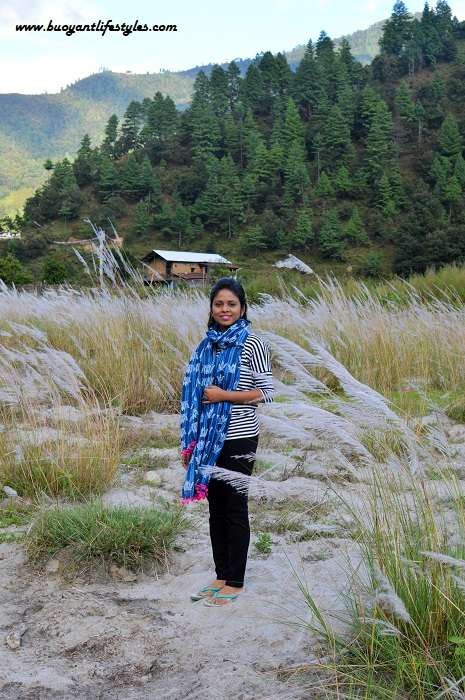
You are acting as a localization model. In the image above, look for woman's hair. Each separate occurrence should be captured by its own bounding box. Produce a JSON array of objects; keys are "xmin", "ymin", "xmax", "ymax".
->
[{"xmin": 208, "ymin": 277, "xmax": 248, "ymax": 328}]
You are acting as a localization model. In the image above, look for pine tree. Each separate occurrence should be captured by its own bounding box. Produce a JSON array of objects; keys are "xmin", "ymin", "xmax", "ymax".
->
[
  {"xmin": 443, "ymin": 174, "xmax": 461, "ymax": 218},
  {"xmin": 52, "ymin": 159, "xmax": 82, "ymax": 221},
  {"xmin": 245, "ymin": 141, "xmax": 272, "ymax": 207},
  {"xmin": 430, "ymin": 154, "xmax": 451, "ymax": 192},
  {"xmin": 172, "ymin": 201, "xmax": 192, "ymax": 248},
  {"xmin": 344, "ymin": 207, "xmax": 369, "ymax": 244},
  {"xmin": 239, "ymin": 224, "xmax": 267, "ymax": 255},
  {"xmin": 275, "ymin": 52, "xmax": 292, "ymax": 98},
  {"xmin": 395, "ymin": 81, "xmax": 416, "ymax": 126},
  {"xmin": 218, "ymin": 155, "xmax": 244, "ymax": 238},
  {"xmin": 224, "ymin": 113, "xmax": 240, "ymax": 161},
  {"xmin": 73, "ymin": 134, "xmax": 97, "ymax": 186},
  {"xmin": 365, "ymin": 101, "xmax": 396, "ymax": 182},
  {"xmin": 315, "ymin": 171, "xmax": 334, "ymax": 198},
  {"xmin": 98, "ymin": 156, "xmax": 119, "ymax": 201},
  {"xmin": 292, "ymin": 208, "xmax": 314, "ymax": 250},
  {"xmin": 438, "ymin": 113, "xmax": 463, "ymax": 157},
  {"xmin": 420, "ymin": 1, "xmax": 442, "ymax": 66},
  {"xmin": 101, "ymin": 115, "xmax": 119, "ymax": 158},
  {"xmin": 241, "ymin": 63, "xmax": 265, "ymax": 115},
  {"xmin": 195, "ymin": 158, "xmax": 223, "ymax": 227},
  {"xmin": 283, "ymin": 141, "xmax": 310, "ymax": 207},
  {"xmin": 137, "ymin": 156, "xmax": 156, "ymax": 200},
  {"xmin": 226, "ymin": 61, "xmax": 241, "ymax": 112},
  {"xmin": 210, "ymin": 65, "xmax": 229, "ymax": 118},
  {"xmin": 320, "ymin": 104, "xmax": 351, "ymax": 165},
  {"xmin": 141, "ymin": 92, "xmax": 179, "ymax": 162},
  {"xmin": 116, "ymin": 101, "xmax": 143, "ymax": 156},
  {"xmin": 154, "ymin": 201, "xmax": 175, "ymax": 237},
  {"xmin": 453, "ymin": 153, "xmax": 465, "ymax": 187},
  {"xmin": 377, "ymin": 173, "xmax": 397, "ymax": 217},
  {"xmin": 318, "ymin": 208, "xmax": 345, "ymax": 259},
  {"xmin": 334, "ymin": 165, "xmax": 353, "ymax": 195},
  {"xmin": 190, "ymin": 73, "xmax": 221, "ymax": 166},
  {"xmin": 360, "ymin": 87, "xmax": 382, "ymax": 133},
  {"xmin": 292, "ymin": 40, "xmax": 325, "ymax": 121},
  {"xmin": 414, "ymin": 100, "xmax": 426, "ymax": 144},
  {"xmin": 282, "ymin": 98, "xmax": 305, "ymax": 156},
  {"xmin": 242, "ymin": 110, "xmax": 263, "ymax": 167},
  {"xmin": 380, "ymin": 1, "xmax": 413, "ymax": 56},
  {"xmin": 120, "ymin": 154, "xmax": 142, "ymax": 200},
  {"xmin": 315, "ymin": 31, "xmax": 336, "ymax": 100}
]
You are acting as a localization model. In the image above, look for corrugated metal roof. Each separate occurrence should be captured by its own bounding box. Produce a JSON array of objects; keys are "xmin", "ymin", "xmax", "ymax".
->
[{"xmin": 151, "ymin": 249, "xmax": 234, "ymax": 264}]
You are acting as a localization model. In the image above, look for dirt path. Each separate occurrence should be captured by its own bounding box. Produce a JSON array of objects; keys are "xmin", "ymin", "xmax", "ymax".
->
[{"xmin": 0, "ymin": 488, "xmax": 354, "ymax": 699}]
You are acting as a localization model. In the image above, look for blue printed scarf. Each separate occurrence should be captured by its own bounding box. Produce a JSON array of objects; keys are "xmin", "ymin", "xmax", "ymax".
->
[{"xmin": 180, "ymin": 317, "xmax": 251, "ymax": 503}]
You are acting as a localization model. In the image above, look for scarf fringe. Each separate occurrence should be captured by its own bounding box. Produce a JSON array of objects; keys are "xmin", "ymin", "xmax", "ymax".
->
[{"xmin": 180, "ymin": 482, "xmax": 208, "ymax": 504}]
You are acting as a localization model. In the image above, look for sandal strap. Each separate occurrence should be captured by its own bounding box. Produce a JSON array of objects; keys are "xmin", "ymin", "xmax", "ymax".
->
[
  {"xmin": 212, "ymin": 593, "xmax": 239, "ymax": 599},
  {"xmin": 200, "ymin": 586, "xmax": 222, "ymax": 593}
]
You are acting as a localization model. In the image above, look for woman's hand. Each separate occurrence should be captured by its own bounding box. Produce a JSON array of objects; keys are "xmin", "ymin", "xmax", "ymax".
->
[
  {"xmin": 182, "ymin": 452, "xmax": 190, "ymax": 470},
  {"xmin": 202, "ymin": 385, "xmax": 227, "ymax": 404}
]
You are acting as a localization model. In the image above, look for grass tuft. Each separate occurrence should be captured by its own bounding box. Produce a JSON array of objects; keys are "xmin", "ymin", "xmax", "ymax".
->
[{"xmin": 26, "ymin": 500, "xmax": 190, "ymax": 571}]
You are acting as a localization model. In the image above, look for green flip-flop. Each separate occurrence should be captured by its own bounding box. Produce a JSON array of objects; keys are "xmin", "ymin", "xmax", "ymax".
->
[
  {"xmin": 190, "ymin": 586, "xmax": 222, "ymax": 601},
  {"xmin": 203, "ymin": 592, "xmax": 239, "ymax": 607}
]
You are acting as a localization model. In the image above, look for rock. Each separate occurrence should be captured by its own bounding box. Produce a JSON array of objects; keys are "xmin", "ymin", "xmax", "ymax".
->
[
  {"xmin": 110, "ymin": 564, "xmax": 138, "ymax": 582},
  {"xmin": 273, "ymin": 254, "xmax": 313, "ymax": 274},
  {"xmin": 5, "ymin": 623, "xmax": 27, "ymax": 650},
  {"xmin": 446, "ymin": 424, "xmax": 465, "ymax": 442},
  {"xmin": 144, "ymin": 471, "xmax": 162, "ymax": 486},
  {"xmin": 3, "ymin": 486, "xmax": 18, "ymax": 498},
  {"xmin": 45, "ymin": 558, "xmax": 61, "ymax": 574},
  {"xmin": 420, "ymin": 414, "xmax": 439, "ymax": 428}
]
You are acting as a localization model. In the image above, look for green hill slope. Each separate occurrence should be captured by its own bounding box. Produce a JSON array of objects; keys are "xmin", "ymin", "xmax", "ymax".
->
[
  {"xmin": 7, "ymin": 2, "xmax": 465, "ymax": 290},
  {"xmin": 0, "ymin": 18, "xmax": 391, "ymax": 217}
]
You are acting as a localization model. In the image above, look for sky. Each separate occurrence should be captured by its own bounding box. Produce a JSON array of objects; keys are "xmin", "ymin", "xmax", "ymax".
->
[{"xmin": 1, "ymin": 0, "xmax": 465, "ymax": 94}]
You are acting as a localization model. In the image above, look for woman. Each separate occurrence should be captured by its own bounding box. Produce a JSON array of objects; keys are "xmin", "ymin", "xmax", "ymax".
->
[{"xmin": 180, "ymin": 277, "xmax": 274, "ymax": 607}]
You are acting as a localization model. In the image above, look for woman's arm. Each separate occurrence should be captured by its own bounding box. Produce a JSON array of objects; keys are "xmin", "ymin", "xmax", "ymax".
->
[{"xmin": 202, "ymin": 386, "xmax": 262, "ymax": 404}]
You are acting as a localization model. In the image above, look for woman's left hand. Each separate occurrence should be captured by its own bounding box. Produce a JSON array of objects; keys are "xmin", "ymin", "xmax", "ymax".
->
[{"xmin": 202, "ymin": 385, "xmax": 227, "ymax": 404}]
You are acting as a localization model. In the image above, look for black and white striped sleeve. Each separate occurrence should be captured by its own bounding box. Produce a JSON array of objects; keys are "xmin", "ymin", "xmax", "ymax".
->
[{"xmin": 249, "ymin": 336, "xmax": 274, "ymax": 404}]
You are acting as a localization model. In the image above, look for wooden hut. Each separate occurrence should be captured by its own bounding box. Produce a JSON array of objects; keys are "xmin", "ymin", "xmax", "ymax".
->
[{"xmin": 141, "ymin": 249, "xmax": 239, "ymax": 287}]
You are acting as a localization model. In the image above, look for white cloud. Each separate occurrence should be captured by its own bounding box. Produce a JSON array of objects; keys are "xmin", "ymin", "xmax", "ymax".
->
[
  {"xmin": 0, "ymin": 53, "xmax": 99, "ymax": 94},
  {"xmin": 0, "ymin": 0, "xmax": 100, "ymax": 40},
  {"xmin": 452, "ymin": 0, "xmax": 465, "ymax": 19},
  {"xmin": 0, "ymin": 0, "xmax": 99, "ymax": 24}
]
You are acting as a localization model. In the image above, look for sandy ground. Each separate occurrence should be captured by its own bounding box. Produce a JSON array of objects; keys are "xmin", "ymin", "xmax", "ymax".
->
[{"xmin": 1, "ymin": 411, "xmax": 463, "ymax": 700}]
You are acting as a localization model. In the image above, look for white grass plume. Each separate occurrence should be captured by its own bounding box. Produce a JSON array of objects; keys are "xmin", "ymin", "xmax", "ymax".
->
[
  {"xmin": 420, "ymin": 551, "xmax": 465, "ymax": 569},
  {"xmin": 372, "ymin": 563, "xmax": 412, "ymax": 624}
]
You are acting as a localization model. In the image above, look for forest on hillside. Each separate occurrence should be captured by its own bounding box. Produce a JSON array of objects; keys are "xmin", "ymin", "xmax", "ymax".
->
[{"xmin": 2, "ymin": 0, "xmax": 465, "ymax": 285}]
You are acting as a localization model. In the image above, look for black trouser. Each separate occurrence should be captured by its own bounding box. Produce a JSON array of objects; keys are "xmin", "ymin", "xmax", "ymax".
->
[{"xmin": 207, "ymin": 434, "xmax": 259, "ymax": 588}]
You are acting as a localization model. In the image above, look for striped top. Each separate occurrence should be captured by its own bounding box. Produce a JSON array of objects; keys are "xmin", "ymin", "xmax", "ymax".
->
[{"xmin": 216, "ymin": 333, "xmax": 275, "ymax": 440}]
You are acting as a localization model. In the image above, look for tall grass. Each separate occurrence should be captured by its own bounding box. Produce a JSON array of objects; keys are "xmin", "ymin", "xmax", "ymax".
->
[
  {"xmin": 263, "ymin": 337, "xmax": 465, "ymax": 699},
  {"xmin": 2, "ymin": 279, "xmax": 465, "ymax": 414},
  {"xmin": 0, "ymin": 321, "xmax": 121, "ymax": 498}
]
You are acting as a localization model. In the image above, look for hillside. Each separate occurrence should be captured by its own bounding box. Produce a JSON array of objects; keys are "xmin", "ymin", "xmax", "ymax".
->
[
  {"xmin": 0, "ymin": 18, "xmax": 390, "ymax": 217},
  {"xmin": 2, "ymin": 1, "xmax": 465, "ymax": 289}
]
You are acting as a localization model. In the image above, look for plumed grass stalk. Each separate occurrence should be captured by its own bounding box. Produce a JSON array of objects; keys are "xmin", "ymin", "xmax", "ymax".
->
[
  {"xmin": 0, "ymin": 328, "xmax": 121, "ymax": 498},
  {"xmin": 295, "ymin": 469, "xmax": 465, "ymax": 698},
  {"xmin": 3, "ymin": 268, "xmax": 465, "ymax": 415}
]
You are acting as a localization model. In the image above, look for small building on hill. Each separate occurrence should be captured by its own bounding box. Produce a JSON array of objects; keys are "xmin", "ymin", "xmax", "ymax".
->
[
  {"xmin": 141, "ymin": 249, "xmax": 239, "ymax": 287},
  {"xmin": 0, "ymin": 231, "xmax": 21, "ymax": 240}
]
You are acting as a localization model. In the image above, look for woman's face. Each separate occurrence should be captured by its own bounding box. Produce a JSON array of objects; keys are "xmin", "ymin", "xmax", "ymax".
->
[{"xmin": 211, "ymin": 289, "xmax": 244, "ymax": 330}]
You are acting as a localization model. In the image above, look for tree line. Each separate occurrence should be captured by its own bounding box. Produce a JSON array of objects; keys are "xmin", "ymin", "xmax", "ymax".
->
[{"xmin": 7, "ymin": 0, "xmax": 465, "ymax": 279}]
